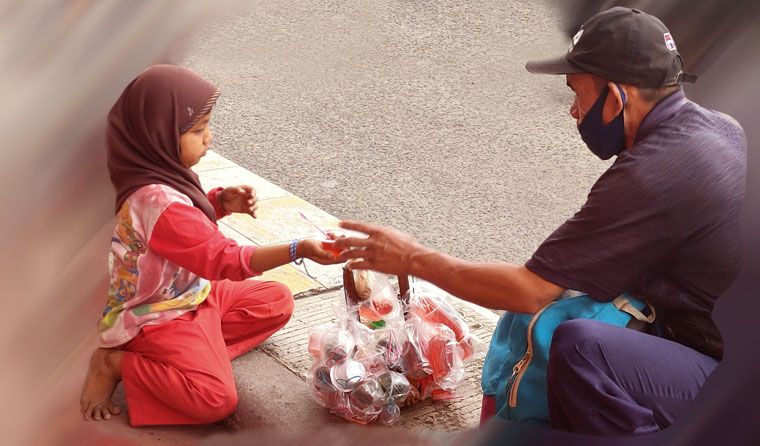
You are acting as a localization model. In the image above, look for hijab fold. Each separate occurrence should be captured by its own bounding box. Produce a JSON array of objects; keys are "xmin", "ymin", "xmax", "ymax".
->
[{"xmin": 107, "ymin": 64, "xmax": 220, "ymax": 221}]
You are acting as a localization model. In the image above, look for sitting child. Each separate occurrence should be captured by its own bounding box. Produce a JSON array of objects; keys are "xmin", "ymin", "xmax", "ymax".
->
[{"xmin": 80, "ymin": 64, "xmax": 342, "ymax": 425}]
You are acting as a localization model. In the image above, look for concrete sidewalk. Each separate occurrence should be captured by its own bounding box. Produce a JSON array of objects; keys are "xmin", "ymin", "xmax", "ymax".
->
[{"xmin": 91, "ymin": 151, "xmax": 499, "ymax": 445}]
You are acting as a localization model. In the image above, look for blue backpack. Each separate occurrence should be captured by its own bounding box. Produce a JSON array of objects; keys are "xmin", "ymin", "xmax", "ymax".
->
[{"xmin": 481, "ymin": 292, "xmax": 654, "ymax": 423}]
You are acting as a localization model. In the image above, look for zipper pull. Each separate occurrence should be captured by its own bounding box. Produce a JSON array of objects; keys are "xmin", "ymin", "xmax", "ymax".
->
[
  {"xmin": 506, "ymin": 352, "xmax": 531, "ymax": 409},
  {"xmin": 510, "ymin": 352, "xmax": 530, "ymax": 378}
]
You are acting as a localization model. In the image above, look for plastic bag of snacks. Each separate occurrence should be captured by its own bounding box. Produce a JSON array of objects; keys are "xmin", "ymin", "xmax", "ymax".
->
[{"xmin": 306, "ymin": 267, "xmax": 483, "ymax": 425}]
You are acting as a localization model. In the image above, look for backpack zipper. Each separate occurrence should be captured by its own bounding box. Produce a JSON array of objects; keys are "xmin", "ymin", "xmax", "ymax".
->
[{"xmin": 507, "ymin": 301, "xmax": 555, "ymax": 408}]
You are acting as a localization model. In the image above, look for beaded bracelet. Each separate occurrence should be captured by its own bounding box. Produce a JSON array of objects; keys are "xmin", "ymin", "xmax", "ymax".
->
[{"xmin": 289, "ymin": 239, "xmax": 303, "ymax": 265}]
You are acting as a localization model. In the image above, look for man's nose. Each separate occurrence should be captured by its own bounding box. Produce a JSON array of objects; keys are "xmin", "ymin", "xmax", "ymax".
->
[{"xmin": 570, "ymin": 99, "xmax": 579, "ymax": 122}]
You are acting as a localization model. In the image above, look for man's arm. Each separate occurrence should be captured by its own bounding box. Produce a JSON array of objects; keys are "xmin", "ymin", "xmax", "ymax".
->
[
  {"xmin": 335, "ymin": 220, "xmax": 564, "ymax": 313},
  {"xmin": 409, "ymin": 249, "xmax": 564, "ymax": 313}
]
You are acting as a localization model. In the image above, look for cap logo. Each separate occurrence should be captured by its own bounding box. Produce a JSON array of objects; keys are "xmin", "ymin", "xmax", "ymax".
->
[
  {"xmin": 663, "ymin": 33, "xmax": 677, "ymax": 51},
  {"xmin": 572, "ymin": 28, "xmax": 584, "ymax": 47},
  {"xmin": 187, "ymin": 106, "xmax": 194, "ymax": 116}
]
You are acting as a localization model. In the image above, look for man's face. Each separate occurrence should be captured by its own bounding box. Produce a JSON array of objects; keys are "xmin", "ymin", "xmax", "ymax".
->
[
  {"xmin": 566, "ymin": 73, "xmax": 604, "ymax": 125},
  {"xmin": 179, "ymin": 112, "xmax": 213, "ymax": 168}
]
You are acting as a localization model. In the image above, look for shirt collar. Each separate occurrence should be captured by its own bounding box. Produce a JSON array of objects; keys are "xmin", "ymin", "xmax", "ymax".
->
[{"xmin": 634, "ymin": 89, "xmax": 687, "ymax": 144}]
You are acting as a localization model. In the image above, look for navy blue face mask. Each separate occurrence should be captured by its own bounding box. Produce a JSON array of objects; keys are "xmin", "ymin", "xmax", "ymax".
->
[{"xmin": 577, "ymin": 84, "xmax": 627, "ymax": 160}]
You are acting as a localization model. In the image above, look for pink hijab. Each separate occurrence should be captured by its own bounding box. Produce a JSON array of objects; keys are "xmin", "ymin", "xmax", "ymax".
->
[{"xmin": 107, "ymin": 65, "xmax": 220, "ymax": 221}]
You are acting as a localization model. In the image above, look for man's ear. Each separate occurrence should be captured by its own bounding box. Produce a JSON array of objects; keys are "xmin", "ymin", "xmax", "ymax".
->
[{"xmin": 602, "ymin": 81, "xmax": 625, "ymax": 124}]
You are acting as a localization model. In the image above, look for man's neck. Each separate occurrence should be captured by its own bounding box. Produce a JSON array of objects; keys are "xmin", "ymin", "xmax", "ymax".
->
[{"xmin": 624, "ymin": 100, "xmax": 657, "ymax": 149}]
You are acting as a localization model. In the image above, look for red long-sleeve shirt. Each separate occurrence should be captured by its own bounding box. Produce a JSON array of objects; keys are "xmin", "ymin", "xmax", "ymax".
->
[{"xmin": 99, "ymin": 184, "xmax": 258, "ymax": 347}]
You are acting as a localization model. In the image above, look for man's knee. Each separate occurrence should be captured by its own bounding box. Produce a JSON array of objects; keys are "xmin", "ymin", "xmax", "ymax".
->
[
  {"xmin": 547, "ymin": 320, "xmax": 609, "ymax": 385},
  {"xmin": 552, "ymin": 319, "xmax": 610, "ymax": 352}
]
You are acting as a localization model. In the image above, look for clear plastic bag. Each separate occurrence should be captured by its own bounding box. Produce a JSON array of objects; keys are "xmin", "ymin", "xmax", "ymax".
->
[
  {"xmin": 352, "ymin": 270, "xmax": 403, "ymax": 330},
  {"xmin": 398, "ymin": 314, "xmax": 464, "ymax": 401},
  {"xmin": 373, "ymin": 327, "xmax": 406, "ymax": 373},
  {"xmin": 307, "ymin": 324, "xmax": 355, "ymax": 365},
  {"xmin": 308, "ymin": 363, "xmax": 342, "ymax": 408},
  {"xmin": 408, "ymin": 287, "xmax": 484, "ymax": 360},
  {"xmin": 377, "ymin": 402, "xmax": 401, "ymax": 426},
  {"xmin": 378, "ymin": 370, "xmax": 411, "ymax": 402},
  {"xmin": 306, "ymin": 274, "xmax": 483, "ymax": 425}
]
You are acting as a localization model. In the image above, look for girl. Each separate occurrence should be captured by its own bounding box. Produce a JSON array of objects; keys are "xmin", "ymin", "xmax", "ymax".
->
[{"xmin": 80, "ymin": 65, "xmax": 341, "ymax": 425}]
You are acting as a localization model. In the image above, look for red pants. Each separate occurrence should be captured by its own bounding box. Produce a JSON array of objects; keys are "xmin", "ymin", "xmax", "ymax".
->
[
  {"xmin": 480, "ymin": 395, "xmax": 496, "ymax": 426},
  {"xmin": 120, "ymin": 280, "xmax": 293, "ymax": 426}
]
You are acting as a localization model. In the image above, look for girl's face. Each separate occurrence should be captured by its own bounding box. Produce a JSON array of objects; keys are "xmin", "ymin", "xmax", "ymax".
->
[{"xmin": 179, "ymin": 112, "xmax": 213, "ymax": 168}]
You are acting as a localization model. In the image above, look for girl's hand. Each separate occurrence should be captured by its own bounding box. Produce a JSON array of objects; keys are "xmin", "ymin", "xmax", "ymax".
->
[
  {"xmin": 220, "ymin": 185, "xmax": 258, "ymax": 217},
  {"xmin": 298, "ymin": 238, "xmax": 344, "ymax": 265}
]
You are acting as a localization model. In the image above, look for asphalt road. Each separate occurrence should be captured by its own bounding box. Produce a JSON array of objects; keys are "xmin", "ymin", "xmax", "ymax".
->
[{"xmin": 183, "ymin": 0, "xmax": 611, "ymax": 264}]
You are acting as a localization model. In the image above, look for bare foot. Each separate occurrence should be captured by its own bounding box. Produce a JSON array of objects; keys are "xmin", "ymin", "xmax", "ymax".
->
[{"xmin": 80, "ymin": 348, "xmax": 123, "ymax": 421}]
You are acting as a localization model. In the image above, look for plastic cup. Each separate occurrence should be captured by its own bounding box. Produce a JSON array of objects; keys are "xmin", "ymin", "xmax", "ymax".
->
[
  {"xmin": 330, "ymin": 359, "xmax": 366, "ymax": 392},
  {"xmin": 309, "ymin": 365, "xmax": 341, "ymax": 408},
  {"xmin": 377, "ymin": 402, "xmax": 401, "ymax": 426},
  {"xmin": 378, "ymin": 371, "xmax": 411, "ymax": 402},
  {"xmin": 320, "ymin": 229, "xmax": 346, "ymax": 256},
  {"xmin": 320, "ymin": 239, "xmax": 343, "ymax": 256},
  {"xmin": 348, "ymin": 378, "xmax": 384, "ymax": 422}
]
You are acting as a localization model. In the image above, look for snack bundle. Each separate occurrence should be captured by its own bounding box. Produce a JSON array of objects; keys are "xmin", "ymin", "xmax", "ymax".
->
[{"xmin": 306, "ymin": 269, "xmax": 482, "ymax": 425}]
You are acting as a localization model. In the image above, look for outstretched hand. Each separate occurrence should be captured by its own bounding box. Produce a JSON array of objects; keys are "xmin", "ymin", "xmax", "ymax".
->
[
  {"xmin": 219, "ymin": 185, "xmax": 258, "ymax": 217},
  {"xmin": 299, "ymin": 238, "xmax": 345, "ymax": 265},
  {"xmin": 333, "ymin": 220, "xmax": 428, "ymax": 276}
]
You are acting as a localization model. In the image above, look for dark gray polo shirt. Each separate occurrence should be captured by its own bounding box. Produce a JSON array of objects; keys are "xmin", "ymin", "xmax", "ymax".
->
[{"xmin": 526, "ymin": 89, "xmax": 746, "ymax": 359}]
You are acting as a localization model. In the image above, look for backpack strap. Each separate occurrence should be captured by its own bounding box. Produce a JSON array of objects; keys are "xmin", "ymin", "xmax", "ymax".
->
[{"xmin": 612, "ymin": 296, "xmax": 656, "ymax": 323}]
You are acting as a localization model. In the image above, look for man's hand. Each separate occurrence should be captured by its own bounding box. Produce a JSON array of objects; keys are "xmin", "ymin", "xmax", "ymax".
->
[
  {"xmin": 219, "ymin": 185, "xmax": 258, "ymax": 217},
  {"xmin": 333, "ymin": 219, "xmax": 564, "ymax": 313},
  {"xmin": 333, "ymin": 220, "xmax": 428, "ymax": 276}
]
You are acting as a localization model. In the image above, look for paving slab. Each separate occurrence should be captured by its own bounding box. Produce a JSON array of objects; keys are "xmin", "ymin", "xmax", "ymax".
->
[
  {"xmin": 292, "ymin": 259, "xmax": 345, "ymax": 290},
  {"xmin": 199, "ymin": 164, "xmax": 292, "ymax": 201},
  {"xmin": 221, "ymin": 195, "xmax": 340, "ymax": 245},
  {"xmin": 193, "ymin": 150, "xmax": 237, "ymax": 172},
  {"xmin": 194, "ymin": 153, "xmax": 341, "ymax": 295},
  {"xmin": 215, "ymin": 221, "xmax": 325, "ymax": 295}
]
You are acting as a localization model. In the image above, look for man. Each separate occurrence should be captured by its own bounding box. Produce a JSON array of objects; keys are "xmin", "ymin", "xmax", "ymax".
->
[{"xmin": 334, "ymin": 7, "xmax": 746, "ymax": 435}]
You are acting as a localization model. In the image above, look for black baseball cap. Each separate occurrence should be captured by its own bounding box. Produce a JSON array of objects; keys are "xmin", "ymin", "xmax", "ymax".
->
[{"xmin": 526, "ymin": 7, "xmax": 696, "ymax": 87}]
